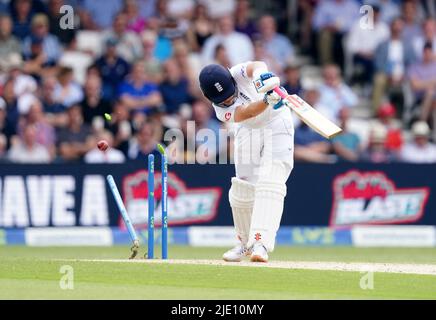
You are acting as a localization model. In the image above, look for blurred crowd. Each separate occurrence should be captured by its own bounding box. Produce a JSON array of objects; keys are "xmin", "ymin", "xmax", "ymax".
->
[{"xmin": 0, "ymin": 0, "xmax": 435, "ymax": 164}]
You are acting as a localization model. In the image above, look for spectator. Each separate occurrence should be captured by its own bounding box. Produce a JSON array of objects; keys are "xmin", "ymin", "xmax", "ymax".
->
[
  {"xmin": 95, "ymin": 38, "xmax": 131, "ymax": 101},
  {"xmin": 413, "ymin": 18, "xmax": 436, "ymax": 61},
  {"xmin": 332, "ymin": 108, "xmax": 361, "ymax": 162},
  {"xmin": 401, "ymin": 0, "xmax": 422, "ymax": 45},
  {"xmin": 214, "ymin": 44, "xmax": 231, "ymax": 69},
  {"xmin": 22, "ymin": 14, "xmax": 62, "ymax": 65},
  {"xmin": 0, "ymin": 133, "xmax": 7, "ymax": 159},
  {"xmin": 234, "ymin": 0, "xmax": 257, "ymax": 39},
  {"xmin": 159, "ymin": 58, "xmax": 194, "ymax": 115},
  {"xmin": 252, "ymin": 39, "xmax": 282, "ymax": 77},
  {"xmin": 11, "ymin": 0, "xmax": 33, "ymax": 40},
  {"xmin": 0, "ymin": 14, "xmax": 22, "ymax": 61},
  {"xmin": 4, "ymin": 53, "xmax": 37, "ymax": 97},
  {"xmin": 360, "ymin": 123, "xmax": 397, "ymax": 163},
  {"xmin": 294, "ymin": 90, "xmax": 333, "ymax": 163},
  {"xmin": 17, "ymin": 92, "xmax": 40, "ymax": 115},
  {"xmin": 136, "ymin": 0, "xmax": 158, "ymax": 19},
  {"xmin": 47, "ymin": 0, "xmax": 76, "ymax": 45},
  {"xmin": 283, "ymin": 64, "xmax": 303, "ymax": 96},
  {"xmin": 373, "ymin": 18, "xmax": 416, "ymax": 112},
  {"xmin": 103, "ymin": 12, "xmax": 143, "ymax": 63},
  {"xmin": 146, "ymin": 15, "xmax": 173, "ymax": 62},
  {"xmin": 1, "ymin": 79, "xmax": 20, "ymax": 141},
  {"xmin": 172, "ymin": 40, "xmax": 202, "ymax": 96},
  {"xmin": 0, "ymin": 0, "xmax": 8, "ymax": 13},
  {"xmin": 297, "ymin": 86, "xmax": 333, "ymax": 127},
  {"xmin": 8, "ymin": 123, "xmax": 51, "ymax": 163},
  {"xmin": 118, "ymin": 61, "xmax": 163, "ymax": 115},
  {"xmin": 166, "ymin": 0, "xmax": 195, "ymax": 19},
  {"xmin": 256, "ymin": 15, "xmax": 294, "ymax": 69},
  {"xmin": 401, "ymin": 121, "xmax": 436, "ymax": 163},
  {"xmin": 52, "ymin": 66, "xmax": 84, "ymax": 108},
  {"xmin": 56, "ymin": 104, "xmax": 94, "ymax": 161},
  {"xmin": 86, "ymin": 64, "xmax": 101, "ymax": 80},
  {"xmin": 202, "ymin": 15, "xmax": 254, "ymax": 65},
  {"xmin": 11, "ymin": 0, "xmax": 48, "ymax": 16},
  {"xmin": 318, "ymin": 64, "xmax": 358, "ymax": 118},
  {"xmin": 57, "ymin": 34, "xmax": 95, "ymax": 85},
  {"xmin": 19, "ymin": 99, "xmax": 56, "ymax": 156},
  {"xmin": 123, "ymin": 0, "xmax": 147, "ymax": 34},
  {"xmin": 408, "ymin": 42, "xmax": 436, "ymax": 123},
  {"xmin": 80, "ymin": 74, "xmax": 112, "ymax": 125},
  {"xmin": 84, "ymin": 130, "xmax": 125, "ymax": 163},
  {"xmin": 148, "ymin": 0, "xmax": 190, "ymax": 41},
  {"xmin": 422, "ymin": 0, "xmax": 436, "ymax": 18},
  {"xmin": 312, "ymin": 0, "xmax": 360, "ymax": 68},
  {"xmin": 192, "ymin": 99, "xmax": 222, "ymax": 162},
  {"xmin": 22, "ymin": 34, "xmax": 56, "ymax": 80},
  {"xmin": 0, "ymin": 97, "xmax": 17, "ymax": 148},
  {"xmin": 128, "ymin": 120, "xmax": 160, "ymax": 161},
  {"xmin": 187, "ymin": 3, "xmax": 213, "ymax": 52},
  {"xmin": 79, "ymin": 0, "xmax": 123, "ymax": 30},
  {"xmin": 367, "ymin": 0, "xmax": 400, "ymax": 24},
  {"xmin": 346, "ymin": 5, "xmax": 390, "ymax": 85},
  {"xmin": 140, "ymin": 31, "xmax": 162, "ymax": 83},
  {"xmin": 0, "ymin": 0, "xmax": 433, "ymax": 166},
  {"xmin": 105, "ymin": 99, "xmax": 133, "ymax": 155},
  {"xmin": 200, "ymin": 0, "xmax": 236, "ymax": 19},
  {"xmin": 39, "ymin": 75, "xmax": 68, "ymax": 127},
  {"xmin": 152, "ymin": 15, "xmax": 189, "ymax": 51},
  {"xmin": 374, "ymin": 102, "xmax": 404, "ymax": 152},
  {"xmin": 295, "ymin": 0, "xmax": 317, "ymax": 57},
  {"xmin": 294, "ymin": 122, "xmax": 333, "ymax": 163}
]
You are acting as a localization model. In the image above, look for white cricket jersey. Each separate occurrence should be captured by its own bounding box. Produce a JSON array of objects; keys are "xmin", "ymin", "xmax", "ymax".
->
[{"xmin": 212, "ymin": 62, "xmax": 290, "ymax": 129}]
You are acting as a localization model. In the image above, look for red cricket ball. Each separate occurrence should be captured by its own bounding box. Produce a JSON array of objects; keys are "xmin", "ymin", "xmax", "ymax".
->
[{"xmin": 97, "ymin": 140, "xmax": 109, "ymax": 152}]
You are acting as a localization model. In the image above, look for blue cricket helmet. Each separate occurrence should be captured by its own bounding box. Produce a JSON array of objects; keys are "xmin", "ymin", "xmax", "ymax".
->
[{"xmin": 199, "ymin": 64, "xmax": 236, "ymax": 104}]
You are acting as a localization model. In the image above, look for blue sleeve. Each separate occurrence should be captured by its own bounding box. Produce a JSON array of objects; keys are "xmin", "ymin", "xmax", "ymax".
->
[
  {"xmin": 22, "ymin": 37, "xmax": 31, "ymax": 59},
  {"xmin": 313, "ymin": 2, "xmax": 328, "ymax": 30},
  {"xmin": 148, "ymin": 83, "xmax": 158, "ymax": 92},
  {"xmin": 49, "ymin": 36, "xmax": 62, "ymax": 62},
  {"xmin": 123, "ymin": 59, "xmax": 131, "ymax": 76},
  {"xmin": 118, "ymin": 82, "xmax": 129, "ymax": 97},
  {"xmin": 340, "ymin": 85, "xmax": 359, "ymax": 108},
  {"xmin": 374, "ymin": 42, "xmax": 386, "ymax": 72}
]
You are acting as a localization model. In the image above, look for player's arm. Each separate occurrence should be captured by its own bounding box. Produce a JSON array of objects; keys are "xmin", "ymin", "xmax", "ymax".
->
[
  {"xmin": 246, "ymin": 61, "xmax": 281, "ymax": 94},
  {"xmin": 246, "ymin": 61, "xmax": 269, "ymax": 79},
  {"xmin": 234, "ymin": 101, "xmax": 268, "ymax": 122},
  {"xmin": 234, "ymin": 88, "xmax": 284, "ymax": 122},
  {"xmin": 232, "ymin": 62, "xmax": 283, "ymax": 122}
]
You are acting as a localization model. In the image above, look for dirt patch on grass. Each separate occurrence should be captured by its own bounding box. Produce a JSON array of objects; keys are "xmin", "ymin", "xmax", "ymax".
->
[{"xmin": 59, "ymin": 259, "xmax": 436, "ymax": 276}]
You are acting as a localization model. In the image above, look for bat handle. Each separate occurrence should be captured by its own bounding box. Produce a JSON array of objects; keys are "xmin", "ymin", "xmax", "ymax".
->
[{"xmin": 273, "ymin": 87, "xmax": 287, "ymax": 99}]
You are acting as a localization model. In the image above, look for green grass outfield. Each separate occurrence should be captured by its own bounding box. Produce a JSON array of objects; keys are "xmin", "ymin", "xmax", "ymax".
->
[{"xmin": 1, "ymin": 246, "xmax": 436, "ymax": 299}]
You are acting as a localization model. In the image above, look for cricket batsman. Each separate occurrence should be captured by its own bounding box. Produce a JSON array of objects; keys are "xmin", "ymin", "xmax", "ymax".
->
[{"xmin": 199, "ymin": 62, "xmax": 294, "ymax": 262}]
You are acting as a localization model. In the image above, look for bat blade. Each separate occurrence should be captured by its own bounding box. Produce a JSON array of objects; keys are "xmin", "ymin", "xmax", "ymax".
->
[{"xmin": 274, "ymin": 89, "xmax": 342, "ymax": 139}]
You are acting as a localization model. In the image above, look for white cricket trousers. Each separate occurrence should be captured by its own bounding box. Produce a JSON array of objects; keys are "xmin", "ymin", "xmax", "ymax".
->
[{"xmin": 233, "ymin": 108, "xmax": 295, "ymax": 184}]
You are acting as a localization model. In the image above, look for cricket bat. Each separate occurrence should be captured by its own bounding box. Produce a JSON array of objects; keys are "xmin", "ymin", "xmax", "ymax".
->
[{"xmin": 273, "ymin": 87, "xmax": 342, "ymax": 139}]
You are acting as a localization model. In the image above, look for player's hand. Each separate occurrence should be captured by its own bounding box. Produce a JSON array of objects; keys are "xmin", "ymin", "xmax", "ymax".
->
[
  {"xmin": 264, "ymin": 87, "xmax": 287, "ymax": 109},
  {"xmin": 253, "ymin": 72, "xmax": 281, "ymax": 93}
]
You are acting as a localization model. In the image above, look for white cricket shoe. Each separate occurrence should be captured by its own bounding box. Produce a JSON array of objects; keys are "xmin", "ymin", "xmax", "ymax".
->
[
  {"xmin": 250, "ymin": 242, "xmax": 268, "ymax": 263},
  {"xmin": 222, "ymin": 244, "xmax": 251, "ymax": 262}
]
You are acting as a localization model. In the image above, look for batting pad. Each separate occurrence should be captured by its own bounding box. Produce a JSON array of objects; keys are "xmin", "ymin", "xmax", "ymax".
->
[
  {"xmin": 229, "ymin": 177, "xmax": 256, "ymax": 245},
  {"xmin": 248, "ymin": 161, "xmax": 291, "ymax": 252}
]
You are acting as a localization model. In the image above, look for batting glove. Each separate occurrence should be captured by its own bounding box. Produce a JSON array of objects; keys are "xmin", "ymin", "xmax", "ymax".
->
[
  {"xmin": 264, "ymin": 87, "xmax": 287, "ymax": 109},
  {"xmin": 253, "ymin": 72, "xmax": 281, "ymax": 93}
]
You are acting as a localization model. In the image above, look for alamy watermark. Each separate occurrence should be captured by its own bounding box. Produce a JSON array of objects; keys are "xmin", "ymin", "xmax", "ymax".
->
[
  {"xmin": 359, "ymin": 271, "xmax": 374, "ymax": 290},
  {"xmin": 360, "ymin": 5, "xmax": 375, "ymax": 30},
  {"xmin": 59, "ymin": 5, "xmax": 75, "ymax": 30},
  {"xmin": 59, "ymin": 265, "xmax": 74, "ymax": 290},
  {"xmin": 163, "ymin": 121, "xmax": 274, "ymax": 166}
]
